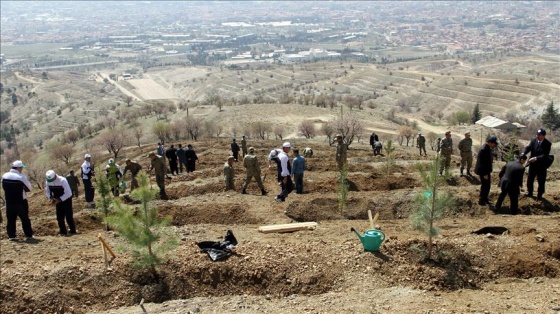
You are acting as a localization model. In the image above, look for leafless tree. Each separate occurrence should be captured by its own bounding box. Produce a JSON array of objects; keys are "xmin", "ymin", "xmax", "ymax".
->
[
  {"xmin": 65, "ymin": 129, "xmax": 80, "ymax": 145},
  {"xmin": 299, "ymin": 120, "xmax": 317, "ymax": 139},
  {"xmin": 170, "ymin": 120, "xmax": 185, "ymax": 141},
  {"xmin": 132, "ymin": 124, "xmax": 143, "ymax": 148},
  {"xmin": 48, "ymin": 143, "xmax": 75, "ymax": 164},
  {"xmin": 321, "ymin": 121, "xmax": 336, "ymax": 145},
  {"xmin": 152, "ymin": 121, "xmax": 171, "ymax": 145},
  {"xmin": 124, "ymin": 95, "xmax": 134, "ymax": 107},
  {"xmin": 185, "ymin": 116, "xmax": 203, "ymax": 141},
  {"xmin": 96, "ymin": 128, "xmax": 129, "ymax": 159},
  {"xmin": 251, "ymin": 121, "xmax": 272, "ymax": 140},
  {"xmin": 398, "ymin": 126, "xmax": 415, "ymax": 146},
  {"xmin": 334, "ymin": 114, "xmax": 364, "ymax": 147},
  {"xmin": 273, "ymin": 125, "xmax": 285, "ymax": 140}
]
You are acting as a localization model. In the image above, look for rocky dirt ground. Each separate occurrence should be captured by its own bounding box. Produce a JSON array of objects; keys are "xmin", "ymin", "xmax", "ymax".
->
[{"xmin": 1, "ymin": 139, "xmax": 559, "ymax": 314}]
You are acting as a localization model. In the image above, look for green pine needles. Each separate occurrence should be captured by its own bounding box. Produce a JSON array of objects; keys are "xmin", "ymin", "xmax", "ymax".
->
[
  {"xmin": 383, "ymin": 139, "xmax": 396, "ymax": 180},
  {"xmin": 410, "ymin": 156, "xmax": 454, "ymax": 260},
  {"xmin": 105, "ymin": 173, "xmax": 178, "ymax": 274},
  {"xmin": 95, "ymin": 166, "xmax": 113, "ymax": 230}
]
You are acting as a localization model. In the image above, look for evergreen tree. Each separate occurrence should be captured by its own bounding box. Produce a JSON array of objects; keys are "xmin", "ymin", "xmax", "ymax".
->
[
  {"xmin": 471, "ymin": 103, "xmax": 481, "ymax": 124},
  {"xmin": 95, "ymin": 166, "xmax": 113, "ymax": 230},
  {"xmin": 541, "ymin": 101, "xmax": 559, "ymax": 131},
  {"xmin": 383, "ymin": 139, "xmax": 396, "ymax": 181},
  {"xmin": 410, "ymin": 157, "xmax": 454, "ymax": 260},
  {"xmin": 105, "ymin": 173, "xmax": 178, "ymax": 275}
]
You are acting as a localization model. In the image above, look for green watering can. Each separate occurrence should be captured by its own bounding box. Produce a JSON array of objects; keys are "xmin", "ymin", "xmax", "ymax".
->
[{"xmin": 350, "ymin": 227, "xmax": 386, "ymax": 252}]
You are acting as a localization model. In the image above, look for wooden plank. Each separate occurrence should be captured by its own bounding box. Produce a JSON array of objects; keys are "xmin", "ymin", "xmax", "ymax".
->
[{"xmin": 258, "ymin": 222, "xmax": 318, "ymax": 233}]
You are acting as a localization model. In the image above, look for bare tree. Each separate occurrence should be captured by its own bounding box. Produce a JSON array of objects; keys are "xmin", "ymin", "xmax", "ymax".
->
[
  {"xmin": 207, "ymin": 93, "xmax": 223, "ymax": 111},
  {"xmin": 124, "ymin": 95, "xmax": 134, "ymax": 107},
  {"xmin": 96, "ymin": 128, "xmax": 129, "ymax": 159},
  {"xmin": 185, "ymin": 116, "xmax": 203, "ymax": 141},
  {"xmin": 334, "ymin": 114, "xmax": 364, "ymax": 147},
  {"xmin": 132, "ymin": 124, "xmax": 143, "ymax": 148},
  {"xmin": 48, "ymin": 143, "xmax": 75, "ymax": 164},
  {"xmin": 321, "ymin": 121, "xmax": 336, "ymax": 145},
  {"xmin": 65, "ymin": 129, "xmax": 80, "ymax": 145},
  {"xmin": 398, "ymin": 126, "xmax": 415, "ymax": 146},
  {"xmin": 251, "ymin": 121, "xmax": 272, "ymax": 140},
  {"xmin": 273, "ymin": 125, "xmax": 285, "ymax": 140},
  {"xmin": 170, "ymin": 120, "xmax": 185, "ymax": 141},
  {"xmin": 152, "ymin": 121, "xmax": 171, "ymax": 145},
  {"xmin": 104, "ymin": 117, "xmax": 117, "ymax": 129},
  {"xmin": 299, "ymin": 120, "xmax": 317, "ymax": 139}
]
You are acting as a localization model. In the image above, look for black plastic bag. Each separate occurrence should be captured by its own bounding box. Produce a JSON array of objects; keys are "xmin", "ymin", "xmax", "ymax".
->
[{"xmin": 197, "ymin": 230, "xmax": 238, "ymax": 261}]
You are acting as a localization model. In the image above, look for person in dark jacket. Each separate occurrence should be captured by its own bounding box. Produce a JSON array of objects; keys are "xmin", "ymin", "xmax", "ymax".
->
[
  {"xmin": 231, "ymin": 138, "xmax": 240, "ymax": 162},
  {"xmin": 474, "ymin": 136, "xmax": 498, "ymax": 206},
  {"xmin": 65, "ymin": 170, "xmax": 80, "ymax": 198},
  {"xmin": 185, "ymin": 144, "xmax": 199, "ymax": 173},
  {"xmin": 176, "ymin": 144, "xmax": 187, "ymax": 173},
  {"xmin": 369, "ymin": 132, "xmax": 379, "ymax": 154},
  {"xmin": 165, "ymin": 145, "xmax": 178, "ymax": 175},
  {"xmin": 521, "ymin": 128, "xmax": 552, "ymax": 200},
  {"xmin": 1, "ymin": 160, "xmax": 34, "ymax": 241},
  {"xmin": 495, "ymin": 155, "xmax": 527, "ymax": 215}
]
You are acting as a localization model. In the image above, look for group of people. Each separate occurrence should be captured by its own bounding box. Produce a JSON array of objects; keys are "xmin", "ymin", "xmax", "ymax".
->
[
  {"xmin": 224, "ymin": 141, "xmax": 307, "ymax": 202},
  {"xmin": 474, "ymin": 128, "xmax": 552, "ymax": 214}
]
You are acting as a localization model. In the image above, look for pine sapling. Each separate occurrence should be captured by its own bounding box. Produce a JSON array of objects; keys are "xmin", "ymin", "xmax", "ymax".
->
[
  {"xmin": 105, "ymin": 173, "xmax": 178, "ymax": 276},
  {"xmin": 410, "ymin": 156, "xmax": 454, "ymax": 260},
  {"xmin": 95, "ymin": 166, "xmax": 113, "ymax": 230},
  {"xmin": 383, "ymin": 139, "xmax": 396, "ymax": 181}
]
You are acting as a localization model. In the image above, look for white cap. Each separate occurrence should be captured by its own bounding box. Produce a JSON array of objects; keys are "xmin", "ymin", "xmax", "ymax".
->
[
  {"xmin": 282, "ymin": 142, "xmax": 291, "ymax": 148},
  {"xmin": 270, "ymin": 150, "xmax": 278, "ymax": 158},
  {"xmin": 84, "ymin": 154, "xmax": 91, "ymax": 159},
  {"xmin": 46, "ymin": 170, "xmax": 56, "ymax": 182},
  {"xmin": 12, "ymin": 160, "xmax": 26, "ymax": 168},
  {"xmin": 108, "ymin": 158, "xmax": 114, "ymax": 164}
]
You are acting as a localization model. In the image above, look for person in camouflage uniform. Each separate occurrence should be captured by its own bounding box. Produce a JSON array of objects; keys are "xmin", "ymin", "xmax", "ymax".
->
[
  {"xmin": 241, "ymin": 135, "xmax": 248, "ymax": 158},
  {"xmin": 224, "ymin": 156, "xmax": 235, "ymax": 191},
  {"xmin": 242, "ymin": 147, "xmax": 267, "ymax": 195},
  {"xmin": 439, "ymin": 131, "xmax": 453, "ymax": 175},
  {"xmin": 334, "ymin": 134, "xmax": 348, "ymax": 171},
  {"xmin": 65, "ymin": 170, "xmax": 80, "ymax": 198},
  {"xmin": 148, "ymin": 152, "xmax": 168, "ymax": 200},
  {"xmin": 417, "ymin": 132, "xmax": 427, "ymax": 157},
  {"xmin": 457, "ymin": 131, "xmax": 473, "ymax": 176},
  {"xmin": 122, "ymin": 159, "xmax": 142, "ymax": 192}
]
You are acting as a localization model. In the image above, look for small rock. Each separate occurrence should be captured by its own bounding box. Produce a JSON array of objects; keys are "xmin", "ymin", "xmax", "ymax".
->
[
  {"xmin": 486, "ymin": 233, "xmax": 495, "ymax": 239},
  {"xmin": 189, "ymin": 306, "xmax": 200, "ymax": 313},
  {"xmin": 4, "ymin": 260, "xmax": 14, "ymax": 264},
  {"xmin": 536, "ymin": 234, "xmax": 545, "ymax": 242}
]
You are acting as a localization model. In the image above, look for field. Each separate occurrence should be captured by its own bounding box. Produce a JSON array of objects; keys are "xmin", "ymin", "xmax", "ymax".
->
[
  {"xmin": 1, "ymin": 136, "xmax": 560, "ymax": 313},
  {"xmin": 1, "ymin": 52, "xmax": 560, "ymax": 313}
]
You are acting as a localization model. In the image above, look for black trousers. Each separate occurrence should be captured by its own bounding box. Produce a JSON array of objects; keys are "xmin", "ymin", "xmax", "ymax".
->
[
  {"xmin": 479, "ymin": 175, "xmax": 491, "ymax": 203},
  {"xmin": 233, "ymin": 151, "xmax": 239, "ymax": 162},
  {"xmin": 527, "ymin": 166, "xmax": 547, "ymax": 197},
  {"xmin": 169, "ymin": 159, "xmax": 178, "ymax": 175},
  {"xmin": 56, "ymin": 198, "xmax": 76, "ymax": 235},
  {"xmin": 6, "ymin": 199, "xmax": 33, "ymax": 238},
  {"xmin": 187, "ymin": 160, "xmax": 196, "ymax": 173},
  {"xmin": 178, "ymin": 160, "xmax": 186, "ymax": 173},
  {"xmin": 83, "ymin": 179, "xmax": 94, "ymax": 203},
  {"xmin": 496, "ymin": 187, "xmax": 519, "ymax": 214},
  {"xmin": 277, "ymin": 176, "xmax": 294, "ymax": 201}
]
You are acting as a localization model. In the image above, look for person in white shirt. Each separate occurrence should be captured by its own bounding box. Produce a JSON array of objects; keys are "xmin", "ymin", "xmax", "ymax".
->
[
  {"xmin": 275, "ymin": 142, "xmax": 294, "ymax": 202},
  {"xmin": 81, "ymin": 154, "xmax": 96, "ymax": 207},
  {"xmin": 1, "ymin": 160, "xmax": 34, "ymax": 241},
  {"xmin": 45, "ymin": 170, "xmax": 77, "ymax": 236}
]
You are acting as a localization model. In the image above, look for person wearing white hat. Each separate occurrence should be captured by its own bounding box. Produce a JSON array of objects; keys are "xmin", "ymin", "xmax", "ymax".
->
[
  {"xmin": 268, "ymin": 148, "xmax": 283, "ymax": 185},
  {"xmin": 81, "ymin": 154, "xmax": 96, "ymax": 207},
  {"xmin": 45, "ymin": 170, "xmax": 76, "ymax": 236},
  {"xmin": 275, "ymin": 142, "xmax": 294, "ymax": 202},
  {"xmin": 1, "ymin": 160, "xmax": 34, "ymax": 241}
]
